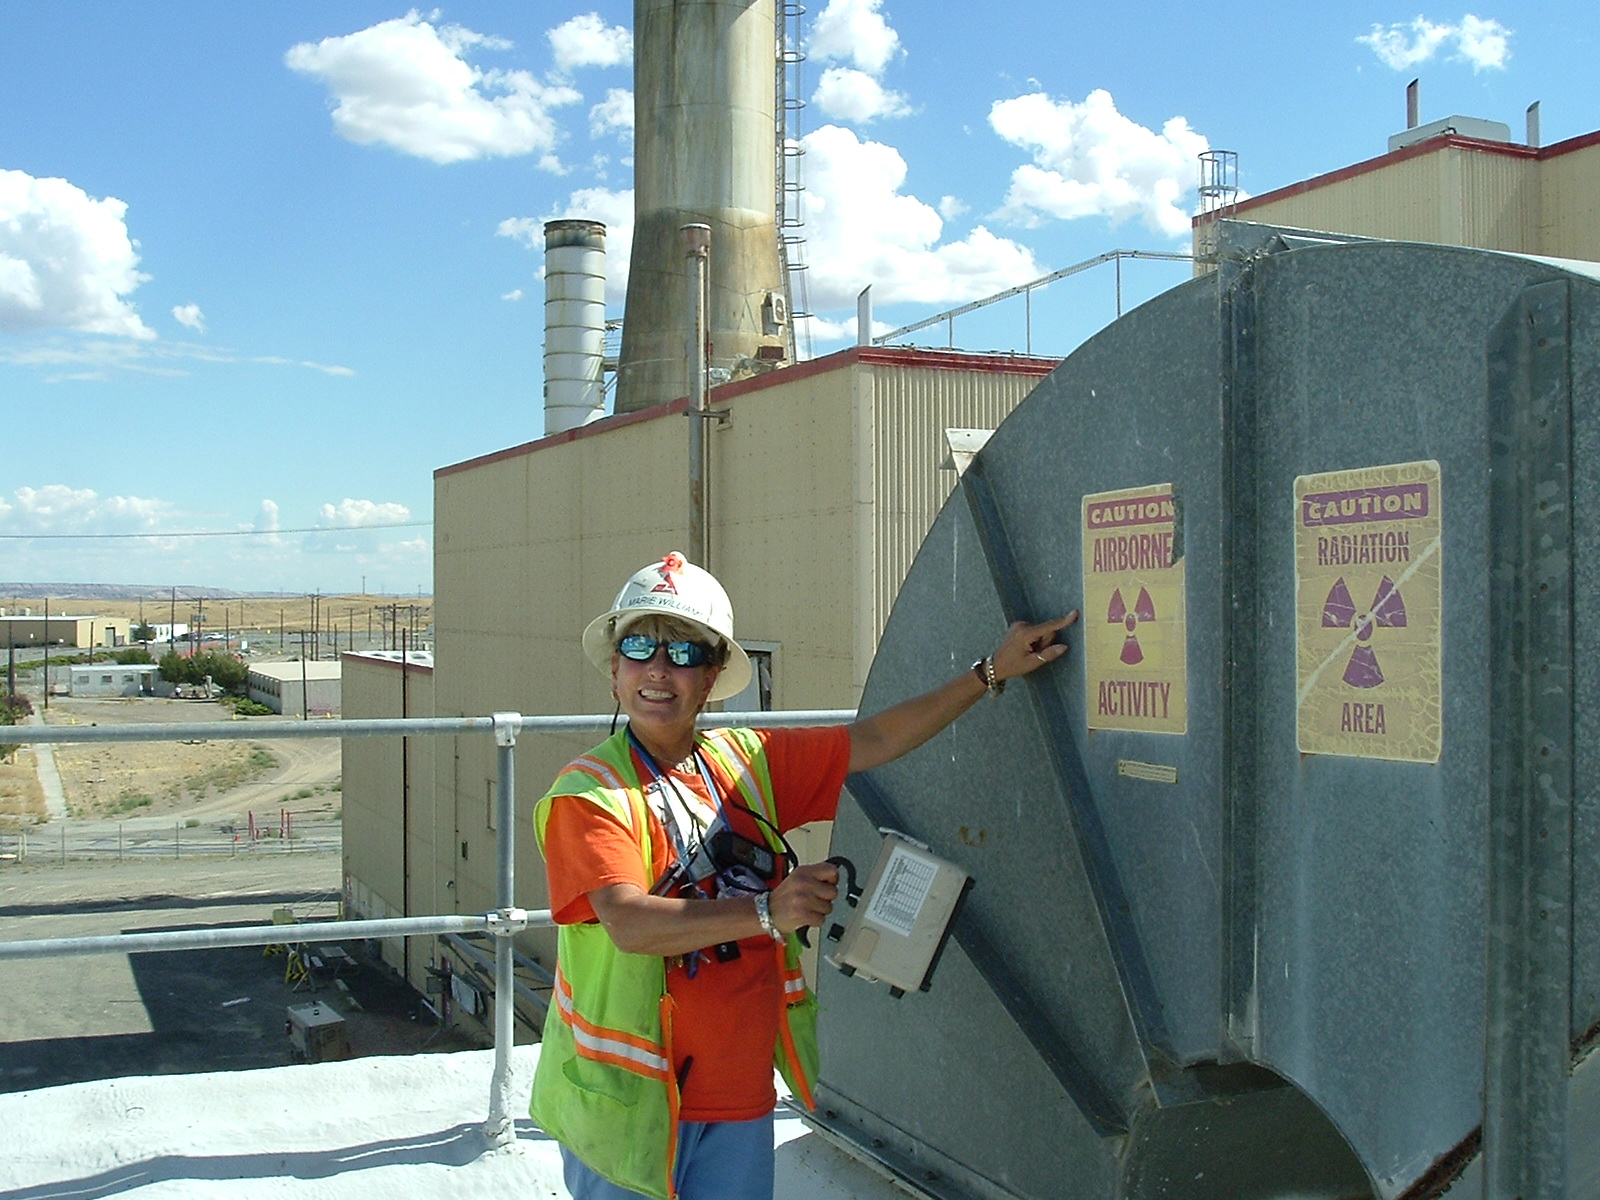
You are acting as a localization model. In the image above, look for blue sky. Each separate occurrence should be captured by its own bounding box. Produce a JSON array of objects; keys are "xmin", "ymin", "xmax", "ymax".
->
[{"xmin": 1, "ymin": 1, "xmax": 1593, "ymax": 593}]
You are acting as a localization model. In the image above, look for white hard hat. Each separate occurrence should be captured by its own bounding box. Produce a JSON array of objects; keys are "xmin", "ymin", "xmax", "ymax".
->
[{"xmin": 582, "ymin": 552, "xmax": 753, "ymax": 703}]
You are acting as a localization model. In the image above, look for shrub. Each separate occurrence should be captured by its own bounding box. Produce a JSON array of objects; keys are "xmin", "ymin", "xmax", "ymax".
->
[{"xmin": 159, "ymin": 650, "xmax": 249, "ymax": 693}]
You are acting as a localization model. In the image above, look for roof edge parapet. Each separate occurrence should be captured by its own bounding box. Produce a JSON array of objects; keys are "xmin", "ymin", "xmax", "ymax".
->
[{"xmin": 435, "ymin": 345, "xmax": 1060, "ymax": 478}]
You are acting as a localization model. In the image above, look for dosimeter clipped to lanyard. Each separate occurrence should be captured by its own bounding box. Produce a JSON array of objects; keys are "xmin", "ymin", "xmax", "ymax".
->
[{"xmin": 817, "ymin": 830, "xmax": 972, "ymax": 998}]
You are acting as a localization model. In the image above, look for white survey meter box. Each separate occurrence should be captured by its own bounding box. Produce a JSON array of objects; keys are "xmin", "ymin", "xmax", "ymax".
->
[{"xmin": 828, "ymin": 831, "xmax": 970, "ymax": 994}]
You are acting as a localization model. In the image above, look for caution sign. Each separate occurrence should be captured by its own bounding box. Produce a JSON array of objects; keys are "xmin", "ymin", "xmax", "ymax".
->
[
  {"xmin": 1294, "ymin": 460, "xmax": 1442, "ymax": 762},
  {"xmin": 1082, "ymin": 483, "xmax": 1187, "ymax": 734}
]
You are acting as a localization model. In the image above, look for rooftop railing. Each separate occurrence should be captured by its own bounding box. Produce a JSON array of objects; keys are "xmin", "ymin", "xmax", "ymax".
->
[{"xmin": 0, "ymin": 708, "xmax": 855, "ymax": 1146}]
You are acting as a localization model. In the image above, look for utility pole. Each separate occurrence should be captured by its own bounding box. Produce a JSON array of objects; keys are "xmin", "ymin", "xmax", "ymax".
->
[
  {"xmin": 42, "ymin": 598, "xmax": 48, "ymax": 712},
  {"xmin": 298, "ymin": 631, "xmax": 309, "ymax": 720},
  {"xmin": 170, "ymin": 587, "xmax": 176, "ymax": 654}
]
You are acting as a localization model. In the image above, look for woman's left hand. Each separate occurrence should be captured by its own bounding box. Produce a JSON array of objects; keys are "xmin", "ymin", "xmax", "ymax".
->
[{"xmin": 991, "ymin": 613, "xmax": 1078, "ymax": 682}]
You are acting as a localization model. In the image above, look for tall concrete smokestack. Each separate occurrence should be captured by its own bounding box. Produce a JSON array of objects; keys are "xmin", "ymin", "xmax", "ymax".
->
[
  {"xmin": 615, "ymin": 0, "xmax": 789, "ymax": 414},
  {"xmin": 543, "ymin": 219, "xmax": 608, "ymax": 434}
]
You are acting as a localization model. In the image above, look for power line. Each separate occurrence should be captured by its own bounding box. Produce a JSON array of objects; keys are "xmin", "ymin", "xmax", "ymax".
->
[{"xmin": 0, "ymin": 521, "xmax": 433, "ymax": 542}]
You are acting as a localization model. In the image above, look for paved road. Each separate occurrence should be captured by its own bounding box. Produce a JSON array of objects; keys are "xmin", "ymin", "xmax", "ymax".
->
[{"xmin": 0, "ymin": 853, "xmax": 480, "ymax": 1093}]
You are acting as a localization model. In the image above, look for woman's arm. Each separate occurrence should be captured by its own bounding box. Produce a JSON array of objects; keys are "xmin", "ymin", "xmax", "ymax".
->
[
  {"xmin": 587, "ymin": 861, "xmax": 841, "ymax": 956},
  {"xmin": 846, "ymin": 613, "xmax": 1077, "ymax": 773}
]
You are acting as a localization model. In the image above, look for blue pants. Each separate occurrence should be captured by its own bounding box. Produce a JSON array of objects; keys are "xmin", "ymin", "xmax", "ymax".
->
[{"xmin": 560, "ymin": 1113, "xmax": 776, "ymax": 1200}]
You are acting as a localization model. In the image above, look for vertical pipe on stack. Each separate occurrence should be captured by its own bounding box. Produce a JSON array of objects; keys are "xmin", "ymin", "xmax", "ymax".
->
[
  {"xmin": 616, "ymin": 0, "xmax": 788, "ymax": 414},
  {"xmin": 685, "ymin": 224, "xmax": 712, "ymax": 566},
  {"xmin": 543, "ymin": 220, "xmax": 608, "ymax": 435}
]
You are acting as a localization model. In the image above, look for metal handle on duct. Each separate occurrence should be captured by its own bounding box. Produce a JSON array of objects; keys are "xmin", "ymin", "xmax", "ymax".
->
[{"xmin": 796, "ymin": 855, "xmax": 859, "ymax": 948}]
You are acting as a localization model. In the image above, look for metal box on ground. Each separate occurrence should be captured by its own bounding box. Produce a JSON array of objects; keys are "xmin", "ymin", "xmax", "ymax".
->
[
  {"xmin": 286, "ymin": 1001, "xmax": 349, "ymax": 1063},
  {"xmin": 811, "ymin": 224, "xmax": 1600, "ymax": 1200}
]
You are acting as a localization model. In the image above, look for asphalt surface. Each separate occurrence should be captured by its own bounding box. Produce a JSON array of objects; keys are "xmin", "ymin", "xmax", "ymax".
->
[{"xmin": 0, "ymin": 854, "xmax": 482, "ymax": 1094}]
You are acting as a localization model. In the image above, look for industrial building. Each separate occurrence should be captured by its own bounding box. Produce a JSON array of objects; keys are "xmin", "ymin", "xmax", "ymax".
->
[
  {"xmin": 0, "ymin": 613, "xmax": 131, "ymax": 649},
  {"xmin": 1193, "ymin": 94, "xmax": 1600, "ymax": 262},
  {"xmin": 68, "ymin": 662, "xmax": 161, "ymax": 698},
  {"xmin": 246, "ymin": 660, "xmax": 341, "ymax": 716}
]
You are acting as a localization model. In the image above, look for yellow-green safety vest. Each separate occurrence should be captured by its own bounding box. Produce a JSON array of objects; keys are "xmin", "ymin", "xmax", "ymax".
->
[{"xmin": 529, "ymin": 726, "xmax": 820, "ymax": 1200}]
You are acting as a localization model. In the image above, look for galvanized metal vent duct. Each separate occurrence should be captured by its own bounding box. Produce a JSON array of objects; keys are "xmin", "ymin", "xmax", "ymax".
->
[
  {"xmin": 813, "ymin": 225, "xmax": 1600, "ymax": 1200},
  {"xmin": 543, "ymin": 219, "xmax": 608, "ymax": 435}
]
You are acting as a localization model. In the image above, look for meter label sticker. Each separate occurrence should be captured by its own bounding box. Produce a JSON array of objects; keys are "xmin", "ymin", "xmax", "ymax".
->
[
  {"xmin": 1082, "ymin": 483, "xmax": 1187, "ymax": 734},
  {"xmin": 1294, "ymin": 460, "xmax": 1442, "ymax": 762},
  {"xmin": 864, "ymin": 846, "xmax": 938, "ymax": 937}
]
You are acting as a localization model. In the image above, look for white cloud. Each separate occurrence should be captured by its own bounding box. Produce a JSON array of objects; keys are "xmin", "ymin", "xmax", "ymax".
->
[
  {"xmin": 285, "ymin": 13, "xmax": 581, "ymax": 165},
  {"xmin": 811, "ymin": 67, "xmax": 909, "ymax": 123},
  {"xmin": 501, "ymin": 288, "xmax": 524, "ymax": 301},
  {"xmin": 0, "ymin": 485, "xmax": 171, "ymax": 535},
  {"xmin": 797, "ymin": 312, "xmax": 892, "ymax": 347},
  {"xmin": 253, "ymin": 499, "xmax": 284, "ymax": 546},
  {"xmin": 589, "ymin": 87, "xmax": 634, "ymax": 140},
  {"xmin": 938, "ymin": 195, "xmax": 968, "ymax": 220},
  {"xmin": 548, "ymin": 13, "xmax": 632, "ymax": 72},
  {"xmin": 801, "ymin": 124, "xmax": 1040, "ymax": 310},
  {"xmin": 500, "ymin": 188, "xmax": 635, "ymax": 304},
  {"xmin": 0, "ymin": 338, "xmax": 353, "ymax": 380},
  {"xmin": 172, "ymin": 303, "xmax": 205, "ymax": 332},
  {"xmin": 320, "ymin": 498, "xmax": 411, "ymax": 529},
  {"xmin": 306, "ymin": 499, "xmax": 415, "ymax": 557},
  {"xmin": 809, "ymin": 0, "xmax": 901, "ymax": 73},
  {"xmin": 989, "ymin": 89, "xmax": 1209, "ymax": 239},
  {"xmin": 1358, "ymin": 13, "xmax": 1511, "ymax": 71},
  {"xmin": 807, "ymin": 1, "xmax": 908, "ymax": 123},
  {"xmin": 0, "ymin": 169, "xmax": 154, "ymax": 340}
]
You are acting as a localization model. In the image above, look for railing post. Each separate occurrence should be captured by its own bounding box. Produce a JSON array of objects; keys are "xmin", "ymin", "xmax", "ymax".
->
[{"xmin": 483, "ymin": 711, "xmax": 524, "ymax": 1147}]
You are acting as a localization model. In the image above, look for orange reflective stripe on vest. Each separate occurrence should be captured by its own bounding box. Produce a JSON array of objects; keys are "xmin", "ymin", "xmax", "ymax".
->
[{"xmin": 555, "ymin": 969, "xmax": 672, "ymax": 1081}]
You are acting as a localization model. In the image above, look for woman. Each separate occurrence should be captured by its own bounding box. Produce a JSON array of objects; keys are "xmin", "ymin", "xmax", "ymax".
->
[{"xmin": 532, "ymin": 552, "xmax": 1074, "ymax": 1200}]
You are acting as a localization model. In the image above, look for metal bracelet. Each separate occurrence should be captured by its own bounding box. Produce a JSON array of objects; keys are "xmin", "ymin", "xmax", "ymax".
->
[
  {"xmin": 982, "ymin": 655, "xmax": 1005, "ymax": 697},
  {"xmin": 754, "ymin": 892, "xmax": 783, "ymax": 942}
]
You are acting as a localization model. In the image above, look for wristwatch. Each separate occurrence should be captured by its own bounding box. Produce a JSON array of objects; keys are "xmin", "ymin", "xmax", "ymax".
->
[{"xmin": 754, "ymin": 891, "xmax": 784, "ymax": 942}]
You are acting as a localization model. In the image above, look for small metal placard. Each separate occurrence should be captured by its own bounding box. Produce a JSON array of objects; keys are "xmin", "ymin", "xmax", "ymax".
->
[{"xmin": 1117, "ymin": 759, "xmax": 1178, "ymax": 784}]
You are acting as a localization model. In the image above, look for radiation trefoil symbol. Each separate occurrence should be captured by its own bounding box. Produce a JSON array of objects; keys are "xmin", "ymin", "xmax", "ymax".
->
[
  {"xmin": 1107, "ymin": 586, "xmax": 1156, "ymax": 665},
  {"xmin": 1322, "ymin": 575, "xmax": 1407, "ymax": 688}
]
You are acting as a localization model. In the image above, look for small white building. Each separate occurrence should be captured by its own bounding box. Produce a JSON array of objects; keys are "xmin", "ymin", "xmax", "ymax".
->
[
  {"xmin": 247, "ymin": 661, "xmax": 342, "ymax": 716},
  {"xmin": 70, "ymin": 663, "xmax": 163, "ymax": 698}
]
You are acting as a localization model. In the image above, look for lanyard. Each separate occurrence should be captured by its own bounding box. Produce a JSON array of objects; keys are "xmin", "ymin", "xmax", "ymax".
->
[{"xmin": 626, "ymin": 727, "xmax": 727, "ymax": 884}]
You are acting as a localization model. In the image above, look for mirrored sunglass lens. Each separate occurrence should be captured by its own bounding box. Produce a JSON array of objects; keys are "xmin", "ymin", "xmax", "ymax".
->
[
  {"xmin": 618, "ymin": 634, "xmax": 658, "ymax": 661},
  {"xmin": 666, "ymin": 641, "xmax": 709, "ymax": 667}
]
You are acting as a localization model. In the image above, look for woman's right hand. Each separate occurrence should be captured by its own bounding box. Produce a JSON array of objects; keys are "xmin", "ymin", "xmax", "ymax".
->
[{"xmin": 768, "ymin": 861, "xmax": 840, "ymax": 934}]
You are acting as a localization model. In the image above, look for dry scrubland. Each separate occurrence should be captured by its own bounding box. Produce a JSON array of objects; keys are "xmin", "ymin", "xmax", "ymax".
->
[
  {"xmin": 3, "ymin": 593, "xmax": 431, "ymax": 640},
  {"xmin": 0, "ymin": 751, "xmax": 47, "ymax": 828},
  {"xmin": 1, "ymin": 699, "xmax": 343, "ymax": 829}
]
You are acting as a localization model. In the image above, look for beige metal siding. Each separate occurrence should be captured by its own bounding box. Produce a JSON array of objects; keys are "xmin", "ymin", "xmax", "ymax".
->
[
  {"xmin": 1458, "ymin": 150, "xmax": 1538, "ymax": 250},
  {"xmin": 1198, "ymin": 136, "xmax": 1597, "ymax": 266},
  {"xmin": 340, "ymin": 656, "xmax": 437, "ymax": 988},
  {"xmin": 1230, "ymin": 151, "xmax": 1457, "ymax": 245},
  {"xmin": 1540, "ymin": 140, "xmax": 1600, "ymax": 261},
  {"xmin": 870, "ymin": 366, "xmax": 1044, "ymax": 640}
]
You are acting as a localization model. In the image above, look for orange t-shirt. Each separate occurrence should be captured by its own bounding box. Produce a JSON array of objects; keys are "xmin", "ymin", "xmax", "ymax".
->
[{"xmin": 541, "ymin": 725, "xmax": 851, "ymax": 1122}]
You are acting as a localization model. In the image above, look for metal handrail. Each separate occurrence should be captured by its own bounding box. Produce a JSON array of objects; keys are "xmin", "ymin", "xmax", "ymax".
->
[
  {"xmin": 0, "ymin": 706, "xmax": 856, "ymax": 1146},
  {"xmin": 0, "ymin": 709, "xmax": 855, "ymax": 745},
  {"xmin": 874, "ymin": 248, "xmax": 1198, "ymax": 351}
]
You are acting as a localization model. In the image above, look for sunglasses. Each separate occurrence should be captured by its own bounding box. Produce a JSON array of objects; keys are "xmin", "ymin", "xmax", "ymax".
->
[{"xmin": 617, "ymin": 634, "xmax": 714, "ymax": 668}]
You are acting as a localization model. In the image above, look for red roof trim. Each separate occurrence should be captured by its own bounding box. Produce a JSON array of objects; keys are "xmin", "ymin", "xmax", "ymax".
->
[
  {"xmin": 1193, "ymin": 127, "xmax": 1600, "ymax": 227},
  {"xmin": 435, "ymin": 345, "xmax": 1059, "ymax": 477}
]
